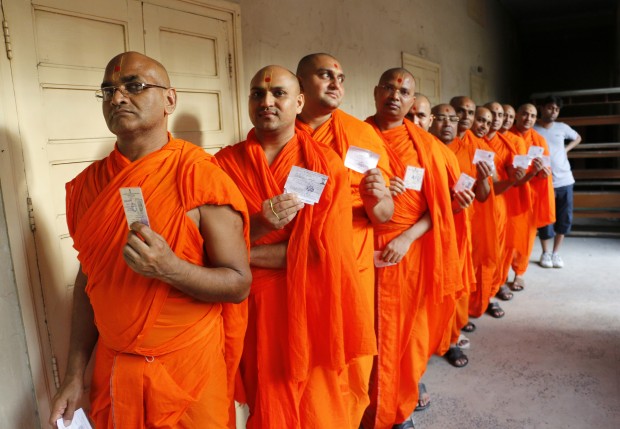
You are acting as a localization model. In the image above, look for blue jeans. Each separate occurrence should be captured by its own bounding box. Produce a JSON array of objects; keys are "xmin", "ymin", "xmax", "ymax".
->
[{"xmin": 538, "ymin": 184, "xmax": 573, "ymax": 240}]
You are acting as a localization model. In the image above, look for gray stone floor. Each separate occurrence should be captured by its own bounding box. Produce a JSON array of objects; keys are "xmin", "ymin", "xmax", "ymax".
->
[{"xmin": 414, "ymin": 236, "xmax": 620, "ymax": 429}]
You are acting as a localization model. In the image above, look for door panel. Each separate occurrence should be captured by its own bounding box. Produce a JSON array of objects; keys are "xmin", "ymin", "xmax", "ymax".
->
[
  {"xmin": 4, "ymin": 0, "xmax": 241, "ymax": 418},
  {"xmin": 143, "ymin": 3, "xmax": 236, "ymax": 152}
]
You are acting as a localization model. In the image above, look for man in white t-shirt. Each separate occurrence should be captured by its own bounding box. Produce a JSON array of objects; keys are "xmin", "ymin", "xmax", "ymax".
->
[{"xmin": 533, "ymin": 95, "xmax": 582, "ymax": 268}]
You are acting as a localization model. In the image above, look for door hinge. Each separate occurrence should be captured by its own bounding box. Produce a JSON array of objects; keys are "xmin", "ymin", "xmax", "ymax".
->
[
  {"xmin": 51, "ymin": 355, "xmax": 61, "ymax": 389},
  {"xmin": 2, "ymin": 19, "xmax": 13, "ymax": 60},
  {"xmin": 228, "ymin": 53, "xmax": 233, "ymax": 79},
  {"xmin": 27, "ymin": 197, "xmax": 35, "ymax": 231}
]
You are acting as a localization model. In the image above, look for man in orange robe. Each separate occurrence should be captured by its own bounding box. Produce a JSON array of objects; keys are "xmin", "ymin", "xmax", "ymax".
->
[
  {"xmin": 363, "ymin": 69, "xmax": 460, "ymax": 429},
  {"xmin": 483, "ymin": 102, "xmax": 527, "ymax": 301},
  {"xmin": 427, "ymin": 103, "xmax": 477, "ymax": 364},
  {"xmin": 216, "ymin": 65, "xmax": 376, "ymax": 429},
  {"xmin": 448, "ymin": 98, "xmax": 505, "ymax": 327},
  {"xmin": 49, "ymin": 52, "xmax": 252, "ymax": 429},
  {"xmin": 508, "ymin": 104, "xmax": 556, "ymax": 289},
  {"xmin": 295, "ymin": 53, "xmax": 393, "ymax": 428}
]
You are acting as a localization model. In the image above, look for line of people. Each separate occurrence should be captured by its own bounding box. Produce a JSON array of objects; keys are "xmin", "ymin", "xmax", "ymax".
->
[{"xmin": 49, "ymin": 51, "xmax": 556, "ymax": 429}]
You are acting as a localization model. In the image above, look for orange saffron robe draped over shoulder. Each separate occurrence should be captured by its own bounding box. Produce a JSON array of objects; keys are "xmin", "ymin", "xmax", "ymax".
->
[
  {"xmin": 66, "ymin": 136, "xmax": 250, "ymax": 429},
  {"xmin": 363, "ymin": 119, "xmax": 460, "ymax": 429},
  {"xmin": 215, "ymin": 129, "xmax": 376, "ymax": 429},
  {"xmin": 449, "ymin": 130, "xmax": 500, "ymax": 317},
  {"xmin": 428, "ymin": 139, "xmax": 475, "ymax": 355},
  {"xmin": 296, "ymin": 109, "xmax": 387, "ymax": 428},
  {"xmin": 501, "ymin": 130, "xmax": 534, "ymax": 276},
  {"xmin": 509, "ymin": 127, "xmax": 556, "ymax": 274}
]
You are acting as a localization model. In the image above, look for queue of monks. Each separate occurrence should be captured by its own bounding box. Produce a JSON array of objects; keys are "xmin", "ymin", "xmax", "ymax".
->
[{"xmin": 50, "ymin": 51, "xmax": 554, "ymax": 429}]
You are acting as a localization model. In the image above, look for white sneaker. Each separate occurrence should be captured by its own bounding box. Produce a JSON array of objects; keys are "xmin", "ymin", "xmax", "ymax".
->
[
  {"xmin": 552, "ymin": 253, "xmax": 564, "ymax": 268},
  {"xmin": 540, "ymin": 252, "xmax": 553, "ymax": 268}
]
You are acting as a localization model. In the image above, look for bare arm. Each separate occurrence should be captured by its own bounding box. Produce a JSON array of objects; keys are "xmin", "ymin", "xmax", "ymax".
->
[
  {"xmin": 515, "ymin": 157, "xmax": 544, "ymax": 186},
  {"xmin": 123, "ymin": 204, "xmax": 252, "ymax": 303},
  {"xmin": 380, "ymin": 211, "xmax": 432, "ymax": 264},
  {"xmin": 493, "ymin": 164, "xmax": 526, "ymax": 195},
  {"xmin": 249, "ymin": 193, "xmax": 304, "ymax": 243},
  {"xmin": 360, "ymin": 168, "xmax": 394, "ymax": 224},
  {"xmin": 565, "ymin": 134, "xmax": 582, "ymax": 153},
  {"xmin": 250, "ymin": 241, "xmax": 288, "ymax": 269},
  {"xmin": 48, "ymin": 268, "xmax": 97, "ymax": 427},
  {"xmin": 452, "ymin": 188, "xmax": 475, "ymax": 213}
]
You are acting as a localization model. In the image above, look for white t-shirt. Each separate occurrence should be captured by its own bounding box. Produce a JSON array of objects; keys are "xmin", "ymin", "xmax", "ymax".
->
[{"xmin": 533, "ymin": 122, "xmax": 580, "ymax": 188}]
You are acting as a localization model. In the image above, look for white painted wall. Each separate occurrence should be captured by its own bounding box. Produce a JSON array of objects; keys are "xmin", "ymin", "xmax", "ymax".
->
[
  {"xmin": 237, "ymin": 0, "xmax": 516, "ymax": 133},
  {"xmin": 0, "ymin": 186, "xmax": 40, "ymax": 427}
]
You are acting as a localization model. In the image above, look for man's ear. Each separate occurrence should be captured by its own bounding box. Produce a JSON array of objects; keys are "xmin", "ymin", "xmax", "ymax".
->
[
  {"xmin": 296, "ymin": 93, "xmax": 305, "ymax": 114},
  {"xmin": 164, "ymin": 88, "xmax": 177, "ymax": 115}
]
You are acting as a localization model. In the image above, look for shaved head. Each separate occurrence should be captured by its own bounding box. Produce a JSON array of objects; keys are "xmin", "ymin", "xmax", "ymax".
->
[
  {"xmin": 515, "ymin": 103, "xmax": 537, "ymax": 132},
  {"xmin": 484, "ymin": 102, "xmax": 504, "ymax": 134},
  {"xmin": 373, "ymin": 68, "xmax": 416, "ymax": 127},
  {"xmin": 472, "ymin": 106, "xmax": 492, "ymax": 138},
  {"xmin": 104, "ymin": 51, "xmax": 171, "ymax": 87},
  {"xmin": 251, "ymin": 65, "xmax": 300, "ymax": 94},
  {"xmin": 407, "ymin": 93, "xmax": 433, "ymax": 131},
  {"xmin": 296, "ymin": 53, "xmax": 338, "ymax": 77},
  {"xmin": 379, "ymin": 67, "xmax": 414, "ymax": 85},
  {"xmin": 450, "ymin": 96, "xmax": 476, "ymax": 135},
  {"xmin": 501, "ymin": 104, "xmax": 516, "ymax": 132},
  {"xmin": 429, "ymin": 103, "xmax": 458, "ymax": 144}
]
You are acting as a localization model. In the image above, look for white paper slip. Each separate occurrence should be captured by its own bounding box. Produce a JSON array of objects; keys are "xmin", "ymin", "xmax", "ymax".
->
[
  {"xmin": 403, "ymin": 166, "xmax": 425, "ymax": 191},
  {"xmin": 527, "ymin": 145, "xmax": 544, "ymax": 159},
  {"xmin": 120, "ymin": 187, "xmax": 150, "ymax": 227},
  {"xmin": 512, "ymin": 155, "xmax": 530, "ymax": 169},
  {"xmin": 283, "ymin": 166, "xmax": 328, "ymax": 205},
  {"xmin": 542, "ymin": 155, "xmax": 551, "ymax": 167},
  {"xmin": 473, "ymin": 149, "xmax": 496, "ymax": 172},
  {"xmin": 56, "ymin": 408, "xmax": 93, "ymax": 429},
  {"xmin": 344, "ymin": 146, "xmax": 380, "ymax": 174},
  {"xmin": 374, "ymin": 250, "xmax": 397, "ymax": 268},
  {"xmin": 453, "ymin": 172, "xmax": 476, "ymax": 193}
]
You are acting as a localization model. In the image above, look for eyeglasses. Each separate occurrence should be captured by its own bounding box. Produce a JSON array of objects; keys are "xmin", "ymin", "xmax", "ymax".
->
[
  {"xmin": 95, "ymin": 82, "xmax": 169, "ymax": 102},
  {"xmin": 433, "ymin": 114, "xmax": 459, "ymax": 123},
  {"xmin": 378, "ymin": 84, "xmax": 413, "ymax": 98}
]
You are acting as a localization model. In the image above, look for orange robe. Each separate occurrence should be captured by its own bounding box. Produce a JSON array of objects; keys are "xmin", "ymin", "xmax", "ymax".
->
[
  {"xmin": 66, "ymin": 136, "xmax": 250, "ymax": 429},
  {"xmin": 509, "ymin": 127, "xmax": 556, "ymax": 274},
  {"xmin": 430, "ymin": 138, "xmax": 475, "ymax": 354},
  {"xmin": 363, "ymin": 119, "xmax": 460, "ymax": 429},
  {"xmin": 485, "ymin": 132, "xmax": 512, "ymax": 288},
  {"xmin": 296, "ymin": 109, "xmax": 387, "ymax": 428},
  {"xmin": 500, "ymin": 130, "xmax": 533, "ymax": 276},
  {"xmin": 215, "ymin": 129, "xmax": 376, "ymax": 429},
  {"xmin": 449, "ymin": 130, "xmax": 499, "ymax": 317}
]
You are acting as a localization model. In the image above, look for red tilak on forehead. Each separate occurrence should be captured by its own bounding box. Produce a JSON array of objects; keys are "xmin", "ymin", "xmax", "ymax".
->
[
  {"xmin": 334, "ymin": 63, "xmax": 339, "ymax": 69},
  {"xmin": 114, "ymin": 65, "xmax": 121, "ymax": 72}
]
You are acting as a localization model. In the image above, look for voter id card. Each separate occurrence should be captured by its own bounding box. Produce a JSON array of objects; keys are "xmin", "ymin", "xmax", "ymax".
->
[
  {"xmin": 283, "ymin": 165, "xmax": 328, "ymax": 205},
  {"xmin": 56, "ymin": 408, "xmax": 93, "ymax": 429},
  {"xmin": 454, "ymin": 172, "xmax": 476, "ymax": 193},
  {"xmin": 120, "ymin": 187, "xmax": 150, "ymax": 227},
  {"xmin": 344, "ymin": 146, "xmax": 380, "ymax": 174},
  {"xmin": 473, "ymin": 149, "xmax": 496, "ymax": 173},
  {"xmin": 527, "ymin": 145, "xmax": 544, "ymax": 159},
  {"xmin": 512, "ymin": 155, "xmax": 530, "ymax": 169},
  {"xmin": 403, "ymin": 166, "xmax": 425, "ymax": 191}
]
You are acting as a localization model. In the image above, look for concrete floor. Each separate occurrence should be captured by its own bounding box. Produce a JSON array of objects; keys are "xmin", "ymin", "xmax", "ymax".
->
[{"xmin": 414, "ymin": 236, "xmax": 620, "ymax": 429}]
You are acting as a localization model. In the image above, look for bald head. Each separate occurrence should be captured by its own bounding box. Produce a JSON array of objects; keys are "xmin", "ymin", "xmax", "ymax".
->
[
  {"xmin": 450, "ymin": 96, "xmax": 476, "ymax": 135},
  {"xmin": 104, "ymin": 51, "xmax": 171, "ymax": 87},
  {"xmin": 501, "ymin": 104, "xmax": 515, "ymax": 132},
  {"xmin": 248, "ymin": 65, "xmax": 304, "ymax": 137},
  {"xmin": 484, "ymin": 102, "xmax": 504, "ymax": 134},
  {"xmin": 373, "ymin": 68, "xmax": 416, "ymax": 125},
  {"xmin": 407, "ymin": 93, "xmax": 433, "ymax": 131},
  {"xmin": 515, "ymin": 103, "xmax": 537, "ymax": 132},
  {"xmin": 429, "ymin": 104, "xmax": 458, "ymax": 145},
  {"xmin": 296, "ymin": 53, "xmax": 344, "ymax": 117},
  {"xmin": 472, "ymin": 107, "xmax": 492, "ymax": 138}
]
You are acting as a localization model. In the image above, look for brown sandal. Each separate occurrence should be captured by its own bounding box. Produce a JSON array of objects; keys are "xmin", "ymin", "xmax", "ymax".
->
[
  {"xmin": 496, "ymin": 284, "xmax": 514, "ymax": 301},
  {"xmin": 509, "ymin": 276, "xmax": 525, "ymax": 292}
]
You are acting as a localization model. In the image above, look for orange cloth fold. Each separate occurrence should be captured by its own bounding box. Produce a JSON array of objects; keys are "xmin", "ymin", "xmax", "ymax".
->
[
  {"xmin": 216, "ymin": 128, "xmax": 375, "ymax": 428},
  {"xmin": 362, "ymin": 119, "xmax": 459, "ymax": 429},
  {"xmin": 296, "ymin": 109, "xmax": 386, "ymax": 428},
  {"xmin": 509, "ymin": 127, "xmax": 556, "ymax": 274},
  {"xmin": 66, "ymin": 136, "xmax": 249, "ymax": 428},
  {"xmin": 448, "ymin": 131, "xmax": 499, "ymax": 317}
]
